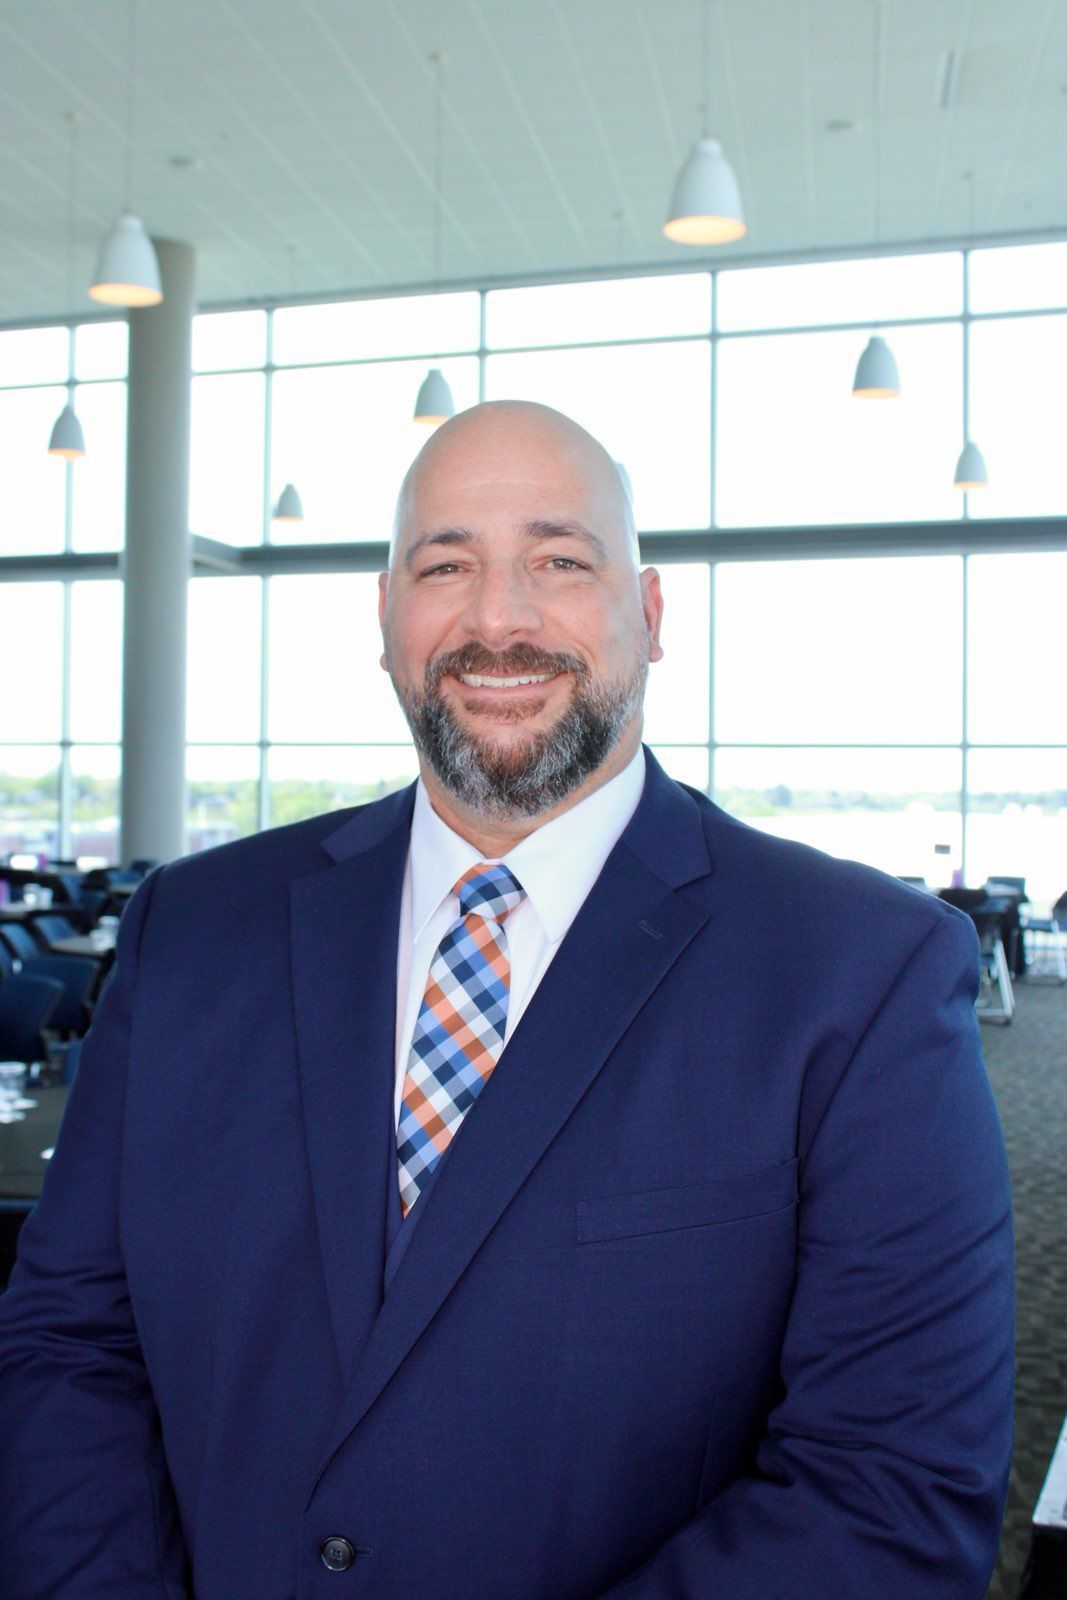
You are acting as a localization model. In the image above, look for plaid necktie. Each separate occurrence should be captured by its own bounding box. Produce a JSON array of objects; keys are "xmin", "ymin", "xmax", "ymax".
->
[{"xmin": 397, "ymin": 862, "xmax": 526, "ymax": 1218}]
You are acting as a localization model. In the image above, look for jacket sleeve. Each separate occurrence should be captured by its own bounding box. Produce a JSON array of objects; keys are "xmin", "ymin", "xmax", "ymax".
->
[
  {"xmin": 0, "ymin": 869, "xmax": 190, "ymax": 1600},
  {"xmin": 592, "ymin": 910, "xmax": 1015, "ymax": 1600}
]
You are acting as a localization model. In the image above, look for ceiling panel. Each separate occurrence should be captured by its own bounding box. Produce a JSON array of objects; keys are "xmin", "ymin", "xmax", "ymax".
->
[{"xmin": 0, "ymin": 0, "xmax": 1063, "ymax": 322}]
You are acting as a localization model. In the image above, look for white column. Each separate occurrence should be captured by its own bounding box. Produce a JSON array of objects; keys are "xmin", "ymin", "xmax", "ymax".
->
[{"xmin": 119, "ymin": 238, "xmax": 196, "ymax": 865}]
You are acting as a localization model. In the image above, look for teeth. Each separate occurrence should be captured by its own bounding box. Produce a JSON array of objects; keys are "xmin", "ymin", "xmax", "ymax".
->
[{"xmin": 457, "ymin": 672, "xmax": 555, "ymax": 689}]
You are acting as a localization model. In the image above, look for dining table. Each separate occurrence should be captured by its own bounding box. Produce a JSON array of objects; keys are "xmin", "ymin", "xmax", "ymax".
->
[
  {"xmin": 0, "ymin": 903, "xmax": 48, "ymax": 922},
  {"xmin": 49, "ymin": 931, "xmax": 117, "ymax": 960}
]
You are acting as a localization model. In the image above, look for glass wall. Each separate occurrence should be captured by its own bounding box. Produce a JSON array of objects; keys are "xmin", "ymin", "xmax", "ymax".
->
[
  {"xmin": 0, "ymin": 579, "xmax": 122, "ymax": 863},
  {"xmin": 1, "ymin": 248, "xmax": 1065, "ymax": 899}
]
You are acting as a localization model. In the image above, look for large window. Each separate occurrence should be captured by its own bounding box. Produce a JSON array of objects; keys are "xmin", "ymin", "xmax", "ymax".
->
[
  {"xmin": 2, "ymin": 247, "xmax": 1065, "ymax": 895},
  {"xmin": 711, "ymin": 555, "xmax": 967, "ymax": 885},
  {"xmin": 0, "ymin": 579, "xmax": 122, "ymax": 862},
  {"xmin": 0, "ymin": 321, "xmax": 127, "ymax": 559}
]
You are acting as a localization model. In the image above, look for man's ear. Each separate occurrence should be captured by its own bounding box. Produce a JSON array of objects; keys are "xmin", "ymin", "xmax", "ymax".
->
[
  {"xmin": 378, "ymin": 571, "xmax": 389, "ymax": 671},
  {"xmin": 640, "ymin": 567, "xmax": 665, "ymax": 664}
]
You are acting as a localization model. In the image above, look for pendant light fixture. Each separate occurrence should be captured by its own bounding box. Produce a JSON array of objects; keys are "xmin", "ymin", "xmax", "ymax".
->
[
  {"xmin": 852, "ymin": 334, "xmax": 900, "ymax": 398},
  {"xmin": 414, "ymin": 53, "xmax": 455, "ymax": 426},
  {"xmin": 272, "ymin": 482, "xmax": 305, "ymax": 523},
  {"xmin": 954, "ymin": 172, "xmax": 988, "ymax": 492},
  {"xmin": 663, "ymin": 0, "xmax": 745, "ymax": 245},
  {"xmin": 49, "ymin": 111, "xmax": 86, "ymax": 461},
  {"xmin": 271, "ymin": 248, "xmax": 306, "ymax": 529},
  {"xmin": 49, "ymin": 404, "xmax": 86, "ymax": 459},
  {"xmin": 852, "ymin": 0, "xmax": 900, "ymax": 398},
  {"xmin": 89, "ymin": 0, "xmax": 162, "ymax": 307},
  {"xmin": 953, "ymin": 440, "xmax": 988, "ymax": 490}
]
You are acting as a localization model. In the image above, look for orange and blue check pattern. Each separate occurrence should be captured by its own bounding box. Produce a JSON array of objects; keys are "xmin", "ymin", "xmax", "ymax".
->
[{"xmin": 397, "ymin": 862, "xmax": 526, "ymax": 1218}]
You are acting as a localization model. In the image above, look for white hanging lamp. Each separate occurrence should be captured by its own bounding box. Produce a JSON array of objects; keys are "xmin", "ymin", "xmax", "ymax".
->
[
  {"xmin": 664, "ymin": 139, "xmax": 745, "ymax": 245},
  {"xmin": 414, "ymin": 53, "xmax": 454, "ymax": 426},
  {"xmin": 272, "ymin": 482, "xmax": 304, "ymax": 523},
  {"xmin": 953, "ymin": 440, "xmax": 988, "ymax": 490},
  {"xmin": 952, "ymin": 174, "xmax": 988, "ymax": 493},
  {"xmin": 414, "ymin": 368, "xmax": 454, "ymax": 426},
  {"xmin": 851, "ymin": 1, "xmax": 899, "ymax": 399},
  {"xmin": 49, "ymin": 112, "xmax": 87, "ymax": 459},
  {"xmin": 663, "ymin": 2, "xmax": 745, "ymax": 245},
  {"xmin": 852, "ymin": 334, "xmax": 901, "ymax": 398},
  {"xmin": 90, "ymin": 214, "xmax": 162, "ymax": 306},
  {"xmin": 268, "ymin": 251, "xmax": 306, "ymax": 530},
  {"xmin": 49, "ymin": 404, "xmax": 86, "ymax": 460},
  {"xmin": 89, "ymin": 0, "xmax": 162, "ymax": 307}
]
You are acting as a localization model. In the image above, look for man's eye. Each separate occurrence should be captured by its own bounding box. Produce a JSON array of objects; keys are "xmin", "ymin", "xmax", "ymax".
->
[
  {"xmin": 546, "ymin": 556, "xmax": 585, "ymax": 571},
  {"xmin": 420, "ymin": 562, "xmax": 461, "ymax": 577}
]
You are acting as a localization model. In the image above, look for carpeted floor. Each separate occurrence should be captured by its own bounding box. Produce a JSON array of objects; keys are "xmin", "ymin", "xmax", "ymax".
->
[{"xmin": 981, "ymin": 979, "xmax": 1067, "ymax": 1600}]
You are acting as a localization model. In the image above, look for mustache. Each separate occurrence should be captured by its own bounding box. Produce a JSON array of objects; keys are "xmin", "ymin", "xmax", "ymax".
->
[{"xmin": 425, "ymin": 643, "xmax": 589, "ymax": 689}]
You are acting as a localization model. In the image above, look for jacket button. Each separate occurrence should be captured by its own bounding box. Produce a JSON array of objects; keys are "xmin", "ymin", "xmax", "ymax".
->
[{"xmin": 320, "ymin": 1536, "xmax": 356, "ymax": 1572}]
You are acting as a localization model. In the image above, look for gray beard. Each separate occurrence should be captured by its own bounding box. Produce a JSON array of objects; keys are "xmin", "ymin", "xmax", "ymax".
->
[{"xmin": 395, "ymin": 648, "xmax": 646, "ymax": 821}]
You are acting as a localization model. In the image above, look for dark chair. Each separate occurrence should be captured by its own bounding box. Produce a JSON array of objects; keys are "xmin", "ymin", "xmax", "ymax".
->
[
  {"xmin": 48, "ymin": 871, "xmax": 85, "ymax": 906},
  {"xmin": 970, "ymin": 909, "xmax": 1015, "ymax": 1024},
  {"xmin": 985, "ymin": 889, "xmax": 1027, "ymax": 976},
  {"xmin": 984, "ymin": 876, "xmax": 1027, "ymax": 898},
  {"xmin": 1021, "ymin": 890, "xmax": 1067, "ymax": 985},
  {"xmin": 76, "ymin": 888, "xmax": 109, "ymax": 923},
  {"xmin": 0, "ymin": 927, "xmax": 99, "ymax": 1036},
  {"xmin": 82, "ymin": 867, "xmax": 140, "ymax": 917},
  {"xmin": 25, "ymin": 913, "xmax": 80, "ymax": 949},
  {"xmin": 0, "ymin": 975, "xmax": 64, "ymax": 1064},
  {"xmin": 939, "ymin": 888, "xmax": 1025, "ymax": 979},
  {"xmin": 0, "ymin": 923, "xmax": 41, "ymax": 963},
  {"xmin": 18, "ymin": 955, "xmax": 97, "ymax": 1036},
  {"xmin": 937, "ymin": 887, "xmax": 988, "ymax": 913},
  {"xmin": 0, "ymin": 941, "xmax": 17, "ymax": 983},
  {"xmin": 108, "ymin": 868, "xmax": 140, "ymax": 887}
]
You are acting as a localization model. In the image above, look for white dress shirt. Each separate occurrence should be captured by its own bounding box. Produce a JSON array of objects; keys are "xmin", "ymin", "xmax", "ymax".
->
[{"xmin": 393, "ymin": 746, "xmax": 646, "ymax": 1129}]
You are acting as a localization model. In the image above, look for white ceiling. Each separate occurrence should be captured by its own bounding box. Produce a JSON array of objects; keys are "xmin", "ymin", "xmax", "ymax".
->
[{"xmin": 2, "ymin": 0, "xmax": 1066, "ymax": 321}]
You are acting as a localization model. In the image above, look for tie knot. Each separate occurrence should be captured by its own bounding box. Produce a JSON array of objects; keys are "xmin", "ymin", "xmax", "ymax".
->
[{"xmin": 454, "ymin": 862, "xmax": 525, "ymax": 923}]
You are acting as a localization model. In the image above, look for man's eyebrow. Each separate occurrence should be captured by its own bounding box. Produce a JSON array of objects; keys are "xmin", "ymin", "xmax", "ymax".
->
[
  {"xmin": 522, "ymin": 519, "xmax": 607, "ymax": 559},
  {"xmin": 404, "ymin": 527, "xmax": 477, "ymax": 568},
  {"xmin": 404, "ymin": 520, "xmax": 608, "ymax": 568}
]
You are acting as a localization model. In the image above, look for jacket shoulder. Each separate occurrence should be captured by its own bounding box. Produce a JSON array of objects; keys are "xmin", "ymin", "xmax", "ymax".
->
[
  {"xmin": 148, "ymin": 784, "xmax": 411, "ymax": 911},
  {"xmin": 681, "ymin": 783, "xmax": 975, "ymax": 953}
]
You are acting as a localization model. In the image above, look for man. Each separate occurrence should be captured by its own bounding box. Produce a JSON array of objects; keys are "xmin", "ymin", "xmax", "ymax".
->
[{"xmin": 0, "ymin": 401, "xmax": 1013, "ymax": 1599}]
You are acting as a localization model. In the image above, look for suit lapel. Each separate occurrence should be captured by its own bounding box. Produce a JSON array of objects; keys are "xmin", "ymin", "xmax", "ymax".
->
[
  {"xmin": 310, "ymin": 752, "xmax": 714, "ymax": 1489},
  {"xmin": 289, "ymin": 784, "xmax": 415, "ymax": 1384}
]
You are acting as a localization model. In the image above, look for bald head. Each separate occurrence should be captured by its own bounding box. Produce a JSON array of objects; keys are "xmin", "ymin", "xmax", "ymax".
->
[{"xmin": 391, "ymin": 400, "xmax": 637, "ymax": 567}]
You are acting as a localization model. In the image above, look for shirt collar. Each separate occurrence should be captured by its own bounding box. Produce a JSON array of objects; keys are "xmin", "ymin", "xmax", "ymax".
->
[{"xmin": 409, "ymin": 746, "xmax": 647, "ymax": 944}]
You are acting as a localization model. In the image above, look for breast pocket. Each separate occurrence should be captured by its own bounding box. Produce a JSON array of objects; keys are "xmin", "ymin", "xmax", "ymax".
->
[{"xmin": 575, "ymin": 1157, "xmax": 799, "ymax": 1244}]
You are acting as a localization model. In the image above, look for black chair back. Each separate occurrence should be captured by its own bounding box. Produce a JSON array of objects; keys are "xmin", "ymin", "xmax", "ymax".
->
[
  {"xmin": 938, "ymin": 887, "xmax": 988, "ymax": 913},
  {"xmin": 0, "ymin": 924, "xmax": 39, "ymax": 963},
  {"xmin": 18, "ymin": 955, "xmax": 97, "ymax": 1035},
  {"xmin": 28, "ymin": 914, "xmax": 79, "ymax": 946},
  {"xmin": 0, "ymin": 974, "xmax": 64, "ymax": 1064},
  {"xmin": 970, "ymin": 909, "xmax": 1007, "ymax": 957},
  {"xmin": 985, "ymin": 876, "xmax": 1026, "ymax": 898}
]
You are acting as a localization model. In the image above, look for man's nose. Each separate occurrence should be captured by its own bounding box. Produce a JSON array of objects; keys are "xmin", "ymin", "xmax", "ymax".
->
[{"xmin": 460, "ymin": 562, "xmax": 541, "ymax": 647}]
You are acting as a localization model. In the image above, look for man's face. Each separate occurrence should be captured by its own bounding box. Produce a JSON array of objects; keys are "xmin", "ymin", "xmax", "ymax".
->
[{"xmin": 379, "ymin": 411, "xmax": 663, "ymax": 820}]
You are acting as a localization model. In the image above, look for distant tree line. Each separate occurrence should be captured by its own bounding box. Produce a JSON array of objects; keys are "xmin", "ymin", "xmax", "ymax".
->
[{"xmin": 3, "ymin": 768, "xmax": 1066, "ymax": 832}]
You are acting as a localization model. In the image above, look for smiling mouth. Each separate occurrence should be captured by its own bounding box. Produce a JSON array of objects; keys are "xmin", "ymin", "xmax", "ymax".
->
[{"xmin": 453, "ymin": 672, "xmax": 560, "ymax": 690}]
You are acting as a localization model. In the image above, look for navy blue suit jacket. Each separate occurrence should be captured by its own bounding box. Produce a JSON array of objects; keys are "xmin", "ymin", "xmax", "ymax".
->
[{"xmin": 0, "ymin": 751, "xmax": 1014, "ymax": 1599}]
